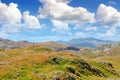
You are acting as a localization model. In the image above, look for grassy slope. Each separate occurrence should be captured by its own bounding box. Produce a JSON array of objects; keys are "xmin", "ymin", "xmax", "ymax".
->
[{"xmin": 0, "ymin": 45, "xmax": 120, "ymax": 80}]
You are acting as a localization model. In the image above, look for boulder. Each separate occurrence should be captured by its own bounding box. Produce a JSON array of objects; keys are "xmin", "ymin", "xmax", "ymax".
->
[
  {"xmin": 52, "ymin": 57, "xmax": 59, "ymax": 64},
  {"xmin": 67, "ymin": 67, "xmax": 75, "ymax": 74}
]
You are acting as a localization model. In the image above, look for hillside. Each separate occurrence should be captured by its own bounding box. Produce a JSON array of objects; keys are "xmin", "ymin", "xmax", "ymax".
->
[
  {"xmin": 0, "ymin": 37, "xmax": 113, "ymax": 49},
  {"xmin": 0, "ymin": 44, "xmax": 120, "ymax": 80},
  {"xmin": 0, "ymin": 38, "xmax": 80, "ymax": 52},
  {"xmin": 0, "ymin": 38, "xmax": 32, "ymax": 49},
  {"xmin": 37, "ymin": 41, "xmax": 80, "ymax": 52},
  {"xmin": 58, "ymin": 38, "xmax": 114, "ymax": 48}
]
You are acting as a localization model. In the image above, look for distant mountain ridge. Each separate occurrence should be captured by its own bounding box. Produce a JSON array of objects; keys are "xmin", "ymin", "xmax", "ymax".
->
[
  {"xmin": 0, "ymin": 38, "xmax": 80, "ymax": 52},
  {"xmin": 0, "ymin": 37, "xmax": 115, "ymax": 49},
  {"xmin": 57, "ymin": 38, "xmax": 114, "ymax": 48},
  {"xmin": 0, "ymin": 38, "xmax": 32, "ymax": 49}
]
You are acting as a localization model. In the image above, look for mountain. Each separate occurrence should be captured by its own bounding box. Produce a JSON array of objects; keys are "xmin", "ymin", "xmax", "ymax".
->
[
  {"xmin": 58, "ymin": 38, "xmax": 114, "ymax": 48},
  {"xmin": 0, "ymin": 37, "xmax": 114, "ymax": 49},
  {"xmin": 0, "ymin": 38, "xmax": 80, "ymax": 52},
  {"xmin": 0, "ymin": 38, "xmax": 32, "ymax": 49},
  {"xmin": 37, "ymin": 41, "xmax": 80, "ymax": 52}
]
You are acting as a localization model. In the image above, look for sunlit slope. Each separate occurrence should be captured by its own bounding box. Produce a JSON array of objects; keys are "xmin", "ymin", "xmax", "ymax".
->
[{"xmin": 0, "ymin": 44, "xmax": 119, "ymax": 80}]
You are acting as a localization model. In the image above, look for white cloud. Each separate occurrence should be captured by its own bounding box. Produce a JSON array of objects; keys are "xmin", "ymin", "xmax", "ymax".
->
[
  {"xmin": 0, "ymin": 2, "xmax": 21, "ymax": 37},
  {"xmin": 23, "ymin": 11, "xmax": 42, "ymax": 29},
  {"xmin": 0, "ymin": 2, "xmax": 42, "ymax": 38},
  {"xmin": 1, "ymin": 24, "xmax": 20, "ymax": 33},
  {"xmin": 96, "ymin": 4, "xmax": 120, "ymax": 38},
  {"xmin": 38, "ymin": 0, "xmax": 95, "ymax": 34},
  {"xmin": 51, "ymin": 20, "xmax": 71, "ymax": 35},
  {"xmin": 97, "ymin": 27, "xmax": 116, "ymax": 37},
  {"xmin": 39, "ymin": 0, "xmax": 95, "ymax": 23},
  {"xmin": 0, "ymin": 31, "xmax": 11, "ymax": 38},
  {"xmin": 0, "ymin": 2, "xmax": 22, "ymax": 24},
  {"xmin": 85, "ymin": 27, "xmax": 97, "ymax": 31},
  {"xmin": 97, "ymin": 4, "xmax": 120, "ymax": 27},
  {"xmin": 0, "ymin": 1, "xmax": 120, "ymax": 40}
]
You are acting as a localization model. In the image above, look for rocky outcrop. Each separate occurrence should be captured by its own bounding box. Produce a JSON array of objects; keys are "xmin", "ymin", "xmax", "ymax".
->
[
  {"xmin": 67, "ymin": 67, "xmax": 75, "ymax": 74},
  {"xmin": 71, "ymin": 59, "xmax": 106, "ymax": 77},
  {"xmin": 56, "ymin": 46, "xmax": 80, "ymax": 52}
]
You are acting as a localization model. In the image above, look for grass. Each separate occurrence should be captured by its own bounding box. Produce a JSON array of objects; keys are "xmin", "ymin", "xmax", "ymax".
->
[{"xmin": 0, "ymin": 45, "xmax": 119, "ymax": 80}]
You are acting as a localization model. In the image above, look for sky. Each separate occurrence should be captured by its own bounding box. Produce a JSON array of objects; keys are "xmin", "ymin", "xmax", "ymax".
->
[{"xmin": 0, "ymin": 0, "xmax": 120, "ymax": 42}]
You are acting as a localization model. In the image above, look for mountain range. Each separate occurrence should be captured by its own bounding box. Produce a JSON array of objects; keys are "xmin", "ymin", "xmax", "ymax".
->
[
  {"xmin": 57, "ymin": 38, "xmax": 114, "ymax": 48},
  {"xmin": 0, "ymin": 37, "xmax": 115, "ymax": 49}
]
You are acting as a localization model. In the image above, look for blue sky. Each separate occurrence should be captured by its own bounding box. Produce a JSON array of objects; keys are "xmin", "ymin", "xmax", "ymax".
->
[{"xmin": 0, "ymin": 0, "xmax": 120, "ymax": 42}]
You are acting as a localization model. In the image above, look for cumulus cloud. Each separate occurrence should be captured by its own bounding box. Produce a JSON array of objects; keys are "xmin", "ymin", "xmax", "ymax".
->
[
  {"xmin": 97, "ymin": 27, "xmax": 116, "ymax": 37},
  {"xmin": 0, "ymin": 2, "xmax": 21, "ymax": 37},
  {"xmin": 0, "ymin": 2, "xmax": 22, "ymax": 24},
  {"xmin": 51, "ymin": 20, "xmax": 71, "ymax": 34},
  {"xmin": 96, "ymin": 4, "xmax": 120, "ymax": 37},
  {"xmin": 1, "ymin": 1, "xmax": 120, "ymax": 39},
  {"xmin": 97, "ymin": 4, "xmax": 120, "ymax": 27},
  {"xmin": 23, "ymin": 11, "xmax": 41, "ymax": 29},
  {"xmin": 38, "ymin": 0, "xmax": 95, "ymax": 34},
  {"xmin": 0, "ymin": 2, "xmax": 42, "ymax": 38}
]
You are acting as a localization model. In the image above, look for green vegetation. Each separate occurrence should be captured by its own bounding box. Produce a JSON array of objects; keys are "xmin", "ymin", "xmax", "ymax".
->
[{"xmin": 0, "ymin": 45, "xmax": 119, "ymax": 80}]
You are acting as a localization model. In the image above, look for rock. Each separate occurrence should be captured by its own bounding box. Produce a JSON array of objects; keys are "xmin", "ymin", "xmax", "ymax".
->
[
  {"xmin": 56, "ymin": 48, "xmax": 64, "ymax": 52},
  {"xmin": 79, "ymin": 70, "xmax": 85, "ymax": 74},
  {"xmin": 101, "ymin": 61, "xmax": 114, "ymax": 68},
  {"xmin": 64, "ymin": 46, "xmax": 80, "ymax": 51},
  {"xmin": 107, "ymin": 63, "xmax": 114, "ymax": 68},
  {"xmin": 79, "ymin": 61, "xmax": 91, "ymax": 70},
  {"xmin": 71, "ymin": 59, "xmax": 78, "ymax": 64},
  {"xmin": 53, "ymin": 76, "xmax": 60, "ymax": 80},
  {"xmin": 78, "ymin": 61, "xmax": 106, "ymax": 77},
  {"xmin": 67, "ymin": 67, "xmax": 75, "ymax": 74},
  {"xmin": 52, "ymin": 57, "xmax": 59, "ymax": 64},
  {"xmin": 64, "ymin": 75, "xmax": 75, "ymax": 80},
  {"xmin": 92, "ymin": 68, "xmax": 101, "ymax": 76}
]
